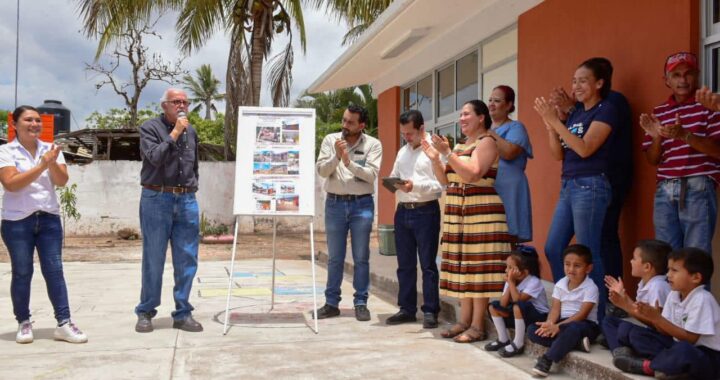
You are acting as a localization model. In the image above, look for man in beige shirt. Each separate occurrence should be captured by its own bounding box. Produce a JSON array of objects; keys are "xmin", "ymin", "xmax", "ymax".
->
[{"xmin": 314, "ymin": 105, "xmax": 383, "ymax": 321}]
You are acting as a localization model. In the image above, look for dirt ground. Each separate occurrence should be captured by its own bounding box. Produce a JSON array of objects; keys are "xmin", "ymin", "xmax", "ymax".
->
[{"xmin": 0, "ymin": 232, "xmax": 380, "ymax": 263}]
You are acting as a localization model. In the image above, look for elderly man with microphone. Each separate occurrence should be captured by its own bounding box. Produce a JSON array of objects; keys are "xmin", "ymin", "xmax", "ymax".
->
[{"xmin": 134, "ymin": 88, "xmax": 203, "ymax": 333}]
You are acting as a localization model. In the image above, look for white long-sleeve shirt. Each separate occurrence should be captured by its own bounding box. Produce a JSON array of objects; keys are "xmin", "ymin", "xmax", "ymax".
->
[{"xmin": 389, "ymin": 134, "xmax": 443, "ymax": 203}]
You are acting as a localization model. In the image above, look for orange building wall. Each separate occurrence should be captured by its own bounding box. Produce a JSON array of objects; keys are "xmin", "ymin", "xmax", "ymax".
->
[
  {"xmin": 8, "ymin": 113, "xmax": 55, "ymax": 142},
  {"xmin": 518, "ymin": 0, "xmax": 700, "ymax": 286},
  {"xmin": 377, "ymin": 87, "xmax": 401, "ymax": 225}
]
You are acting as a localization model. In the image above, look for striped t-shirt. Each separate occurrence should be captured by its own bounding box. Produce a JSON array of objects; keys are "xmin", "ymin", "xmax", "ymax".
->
[{"xmin": 642, "ymin": 95, "xmax": 720, "ymax": 182}]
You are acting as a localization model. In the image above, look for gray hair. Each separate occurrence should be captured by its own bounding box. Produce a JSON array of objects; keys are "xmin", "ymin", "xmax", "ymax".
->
[{"xmin": 160, "ymin": 88, "xmax": 185, "ymax": 102}]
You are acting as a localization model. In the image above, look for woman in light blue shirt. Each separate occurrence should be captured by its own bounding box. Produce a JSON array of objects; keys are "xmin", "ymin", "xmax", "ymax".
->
[
  {"xmin": 487, "ymin": 85, "xmax": 533, "ymax": 243},
  {"xmin": 0, "ymin": 105, "xmax": 87, "ymax": 344}
]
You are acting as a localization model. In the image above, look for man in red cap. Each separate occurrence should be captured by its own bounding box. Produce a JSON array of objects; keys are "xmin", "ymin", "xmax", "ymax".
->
[{"xmin": 640, "ymin": 52, "xmax": 720, "ymax": 254}]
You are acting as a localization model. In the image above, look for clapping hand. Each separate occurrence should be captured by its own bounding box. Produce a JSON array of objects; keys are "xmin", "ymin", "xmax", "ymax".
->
[
  {"xmin": 421, "ymin": 140, "xmax": 440, "ymax": 161},
  {"xmin": 658, "ymin": 113, "xmax": 687, "ymax": 140},
  {"xmin": 697, "ymin": 86, "xmax": 720, "ymax": 112},
  {"xmin": 40, "ymin": 145, "xmax": 62, "ymax": 168},
  {"xmin": 549, "ymin": 86, "xmax": 574, "ymax": 119},
  {"xmin": 633, "ymin": 301, "xmax": 662, "ymax": 323},
  {"xmin": 639, "ymin": 113, "xmax": 662, "ymax": 139},
  {"xmin": 430, "ymin": 134, "xmax": 451, "ymax": 156},
  {"xmin": 534, "ymin": 97, "xmax": 560, "ymax": 124},
  {"xmin": 334, "ymin": 138, "xmax": 350, "ymax": 164},
  {"xmin": 604, "ymin": 275, "xmax": 625, "ymax": 296}
]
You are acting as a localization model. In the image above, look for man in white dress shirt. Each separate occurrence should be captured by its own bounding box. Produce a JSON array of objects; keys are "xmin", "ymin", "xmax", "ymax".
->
[{"xmin": 385, "ymin": 110, "xmax": 444, "ymax": 328}]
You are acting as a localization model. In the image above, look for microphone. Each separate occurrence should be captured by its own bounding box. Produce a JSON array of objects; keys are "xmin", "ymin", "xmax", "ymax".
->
[{"xmin": 177, "ymin": 111, "xmax": 188, "ymax": 145}]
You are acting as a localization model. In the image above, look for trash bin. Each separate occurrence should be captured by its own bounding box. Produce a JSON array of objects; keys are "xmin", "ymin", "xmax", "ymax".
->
[{"xmin": 378, "ymin": 224, "xmax": 396, "ymax": 256}]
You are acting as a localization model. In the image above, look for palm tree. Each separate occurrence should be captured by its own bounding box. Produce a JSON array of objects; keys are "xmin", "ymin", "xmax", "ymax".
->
[
  {"xmin": 318, "ymin": 0, "xmax": 392, "ymax": 46},
  {"xmin": 183, "ymin": 64, "xmax": 224, "ymax": 120},
  {"xmin": 77, "ymin": 0, "xmax": 309, "ymax": 159}
]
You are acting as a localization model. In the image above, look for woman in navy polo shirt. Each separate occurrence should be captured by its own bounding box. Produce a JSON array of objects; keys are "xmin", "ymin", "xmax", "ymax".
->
[
  {"xmin": 534, "ymin": 59, "xmax": 619, "ymax": 322},
  {"xmin": 0, "ymin": 106, "xmax": 87, "ymax": 344}
]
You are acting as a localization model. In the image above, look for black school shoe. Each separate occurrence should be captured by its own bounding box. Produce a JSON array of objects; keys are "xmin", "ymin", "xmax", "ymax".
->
[
  {"xmin": 422, "ymin": 313, "xmax": 438, "ymax": 329},
  {"xmin": 386, "ymin": 310, "xmax": 417, "ymax": 325},
  {"xmin": 532, "ymin": 355, "xmax": 552, "ymax": 377}
]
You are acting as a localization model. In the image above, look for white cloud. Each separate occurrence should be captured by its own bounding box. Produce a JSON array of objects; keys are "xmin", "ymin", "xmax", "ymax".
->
[{"xmin": 0, "ymin": 1, "xmax": 349, "ymax": 129}]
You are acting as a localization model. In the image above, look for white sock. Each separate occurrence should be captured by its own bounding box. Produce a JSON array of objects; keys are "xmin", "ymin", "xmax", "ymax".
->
[
  {"xmin": 492, "ymin": 316, "xmax": 509, "ymax": 342},
  {"xmin": 505, "ymin": 318, "xmax": 526, "ymax": 353}
]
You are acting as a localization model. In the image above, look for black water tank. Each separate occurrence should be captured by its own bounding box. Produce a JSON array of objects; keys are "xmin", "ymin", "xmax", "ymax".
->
[{"xmin": 37, "ymin": 100, "xmax": 71, "ymax": 135}]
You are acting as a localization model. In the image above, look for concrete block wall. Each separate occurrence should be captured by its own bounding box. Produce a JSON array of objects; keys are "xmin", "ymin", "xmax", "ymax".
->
[{"xmin": 0, "ymin": 161, "xmax": 383, "ymax": 236}]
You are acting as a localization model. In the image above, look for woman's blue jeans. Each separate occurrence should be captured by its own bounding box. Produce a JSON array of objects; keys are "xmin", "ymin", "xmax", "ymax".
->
[
  {"xmin": 544, "ymin": 175, "xmax": 611, "ymax": 320},
  {"xmin": 1, "ymin": 212, "xmax": 70, "ymax": 323}
]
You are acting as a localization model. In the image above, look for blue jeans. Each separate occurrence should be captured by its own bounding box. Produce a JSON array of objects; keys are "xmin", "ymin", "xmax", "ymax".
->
[
  {"xmin": 544, "ymin": 174, "xmax": 611, "ymax": 321},
  {"xmin": 324, "ymin": 195, "xmax": 374, "ymax": 307},
  {"xmin": 1, "ymin": 212, "xmax": 70, "ymax": 323},
  {"xmin": 135, "ymin": 189, "xmax": 199, "ymax": 320},
  {"xmin": 394, "ymin": 201, "xmax": 441, "ymax": 314},
  {"xmin": 654, "ymin": 175, "xmax": 717, "ymax": 253}
]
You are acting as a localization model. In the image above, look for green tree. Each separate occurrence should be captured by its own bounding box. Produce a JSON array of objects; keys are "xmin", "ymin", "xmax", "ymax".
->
[
  {"xmin": 78, "ymin": 0, "xmax": 316, "ymax": 160},
  {"xmin": 85, "ymin": 105, "xmax": 158, "ymax": 129},
  {"xmin": 187, "ymin": 111, "xmax": 225, "ymax": 145},
  {"xmin": 183, "ymin": 64, "xmax": 224, "ymax": 120},
  {"xmin": 320, "ymin": 0, "xmax": 392, "ymax": 46},
  {"xmin": 296, "ymin": 84, "xmax": 378, "ymax": 151},
  {"xmin": 57, "ymin": 184, "xmax": 81, "ymax": 244},
  {"xmin": 0, "ymin": 110, "xmax": 8, "ymax": 136}
]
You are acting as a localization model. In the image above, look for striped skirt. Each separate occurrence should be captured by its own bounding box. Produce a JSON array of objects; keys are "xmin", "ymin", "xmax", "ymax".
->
[{"xmin": 439, "ymin": 182, "xmax": 512, "ymax": 298}]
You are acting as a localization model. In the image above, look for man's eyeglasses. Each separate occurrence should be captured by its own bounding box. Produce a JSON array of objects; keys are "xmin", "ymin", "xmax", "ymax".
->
[{"xmin": 166, "ymin": 99, "xmax": 190, "ymax": 106}]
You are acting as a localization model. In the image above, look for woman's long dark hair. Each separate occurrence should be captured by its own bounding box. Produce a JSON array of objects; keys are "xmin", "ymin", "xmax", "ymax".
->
[
  {"xmin": 463, "ymin": 99, "xmax": 491, "ymax": 130},
  {"xmin": 579, "ymin": 57, "xmax": 613, "ymax": 99}
]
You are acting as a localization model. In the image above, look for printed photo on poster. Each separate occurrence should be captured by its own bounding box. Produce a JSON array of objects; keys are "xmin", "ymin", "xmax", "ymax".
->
[{"xmin": 256, "ymin": 125, "xmax": 281, "ymax": 143}]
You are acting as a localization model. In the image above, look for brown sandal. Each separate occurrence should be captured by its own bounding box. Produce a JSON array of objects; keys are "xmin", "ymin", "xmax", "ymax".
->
[
  {"xmin": 453, "ymin": 326, "xmax": 487, "ymax": 343},
  {"xmin": 441, "ymin": 323, "xmax": 469, "ymax": 338}
]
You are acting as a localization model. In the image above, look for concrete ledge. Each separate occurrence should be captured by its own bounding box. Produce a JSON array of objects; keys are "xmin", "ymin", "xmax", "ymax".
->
[{"xmin": 316, "ymin": 248, "xmax": 644, "ymax": 380}]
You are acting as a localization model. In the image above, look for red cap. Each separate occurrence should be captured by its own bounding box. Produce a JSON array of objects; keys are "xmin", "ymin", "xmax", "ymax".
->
[{"xmin": 665, "ymin": 52, "xmax": 698, "ymax": 73}]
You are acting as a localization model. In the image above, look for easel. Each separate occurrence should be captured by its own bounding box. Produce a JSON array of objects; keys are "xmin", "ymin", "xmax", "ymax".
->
[{"xmin": 222, "ymin": 215, "xmax": 319, "ymax": 335}]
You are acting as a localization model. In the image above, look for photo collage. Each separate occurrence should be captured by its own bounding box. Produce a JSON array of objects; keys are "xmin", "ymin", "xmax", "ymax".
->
[{"xmin": 252, "ymin": 119, "xmax": 301, "ymax": 213}]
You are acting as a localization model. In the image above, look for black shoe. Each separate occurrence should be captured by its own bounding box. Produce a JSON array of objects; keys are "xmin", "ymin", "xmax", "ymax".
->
[
  {"xmin": 484, "ymin": 339, "xmax": 509, "ymax": 352},
  {"xmin": 532, "ymin": 355, "xmax": 552, "ymax": 377},
  {"xmin": 386, "ymin": 310, "xmax": 416, "ymax": 325},
  {"xmin": 135, "ymin": 313, "xmax": 153, "ymax": 333},
  {"xmin": 596, "ymin": 333, "xmax": 610, "ymax": 349},
  {"xmin": 613, "ymin": 354, "xmax": 647, "ymax": 375},
  {"xmin": 576, "ymin": 336, "xmax": 591, "ymax": 353},
  {"xmin": 172, "ymin": 315, "xmax": 204, "ymax": 332},
  {"xmin": 355, "ymin": 305, "xmax": 371, "ymax": 321},
  {"xmin": 313, "ymin": 304, "xmax": 340, "ymax": 319},
  {"xmin": 422, "ymin": 312, "xmax": 438, "ymax": 329},
  {"xmin": 498, "ymin": 342, "xmax": 525, "ymax": 358}
]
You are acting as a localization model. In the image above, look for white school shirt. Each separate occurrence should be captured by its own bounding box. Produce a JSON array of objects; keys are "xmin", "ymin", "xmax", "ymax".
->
[
  {"xmin": 552, "ymin": 276, "xmax": 599, "ymax": 323},
  {"xmin": 389, "ymin": 134, "xmax": 443, "ymax": 203},
  {"xmin": 636, "ymin": 275, "xmax": 671, "ymax": 308},
  {"xmin": 661, "ymin": 286, "xmax": 720, "ymax": 351},
  {"xmin": 0, "ymin": 139, "xmax": 65, "ymax": 220},
  {"xmin": 502, "ymin": 275, "xmax": 550, "ymax": 313}
]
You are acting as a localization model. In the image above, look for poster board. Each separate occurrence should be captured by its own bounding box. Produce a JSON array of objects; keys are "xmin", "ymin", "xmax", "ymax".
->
[{"xmin": 233, "ymin": 107, "xmax": 316, "ymax": 216}]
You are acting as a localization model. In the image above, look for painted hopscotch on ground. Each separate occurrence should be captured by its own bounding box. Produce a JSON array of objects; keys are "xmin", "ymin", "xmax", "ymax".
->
[{"xmin": 197, "ymin": 261, "xmax": 323, "ymax": 325}]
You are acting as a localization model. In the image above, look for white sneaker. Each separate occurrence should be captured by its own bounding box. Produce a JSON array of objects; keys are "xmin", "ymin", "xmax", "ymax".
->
[
  {"xmin": 16, "ymin": 320, "xmax": 33, "ymax": 344},
  {"xmin": 54, "ymin": 321, "xmax": 88, "ymax": 343}
]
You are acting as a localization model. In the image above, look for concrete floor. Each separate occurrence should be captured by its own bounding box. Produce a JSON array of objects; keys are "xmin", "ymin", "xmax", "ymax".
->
[{"xmin": 0, "ymin": 259, "xmax": 533, "ymax": 380}]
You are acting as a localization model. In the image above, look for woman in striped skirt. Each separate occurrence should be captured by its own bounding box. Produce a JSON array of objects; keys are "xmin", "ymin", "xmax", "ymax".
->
[{"xmin": 422, "ymin": 99, "xmax": 513, "ymax": 343}]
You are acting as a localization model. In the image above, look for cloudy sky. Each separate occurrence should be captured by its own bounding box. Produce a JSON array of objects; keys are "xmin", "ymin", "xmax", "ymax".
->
[{"xmin": 0, "ymin": 1, "xmax": 349, "ymax": 129}]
